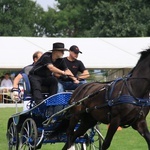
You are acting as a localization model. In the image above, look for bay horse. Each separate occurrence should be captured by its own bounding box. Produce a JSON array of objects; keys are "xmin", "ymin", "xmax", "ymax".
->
[{"xmin": 61, "ymin": 48, "xmax": 150, "ymax": 150}]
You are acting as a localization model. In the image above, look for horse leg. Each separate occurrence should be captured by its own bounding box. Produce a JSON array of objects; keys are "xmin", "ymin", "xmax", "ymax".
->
[
  {"xmin": 102, "ymin": 117, "xmax": 120, "ymax": 150},
  {"xmin": 132, "ymin": 119, "xmax": 150, "ymax": 150},
  {"xmin": 62, "ymin": 115, "xmax": 97, "ymax": 150},
  {"xmin": 62, "ymin": 115, "xmax": 80, "ymax": 150},
  {"xmin": 70, "ymin": 116, "xmax": 97, "ymax": 143}
]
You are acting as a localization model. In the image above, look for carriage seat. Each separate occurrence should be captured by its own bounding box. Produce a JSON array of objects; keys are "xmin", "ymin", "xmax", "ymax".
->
[{"xmin": 19, "ymin": 73, "xmax": 50, "ymax": 101}]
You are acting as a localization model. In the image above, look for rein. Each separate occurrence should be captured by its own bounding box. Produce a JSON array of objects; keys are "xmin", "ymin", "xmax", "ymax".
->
[
  {"xmin": 71, "ymin": 86, "xmax": 106, "ymax": 106},
  {"xmin": 70, "ymin": 76, "xmax": 150, "ymax": 115},
  {"xmin": 44, "ymin": 85, "xmax": 106, "ymax": 126},
  {"xmin": 72, "ymin": 76, "xmax": 150, "ymax": 121},
  {"xmin": 56, "ymin": 75, "xmax": 150, "ymax": 126}
]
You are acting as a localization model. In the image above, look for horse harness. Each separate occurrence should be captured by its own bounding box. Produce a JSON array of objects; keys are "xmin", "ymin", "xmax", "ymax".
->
[
  {"xmin": 76, "ymin": 77, "xmax": 150, "ymax": 127},
  {"xmin": 69, "ymin": 75, "xmax": 150, "ymax": 124},
  {"xmin": 106, "ymin": 76, "xmax": 150, "ymax": 107}
]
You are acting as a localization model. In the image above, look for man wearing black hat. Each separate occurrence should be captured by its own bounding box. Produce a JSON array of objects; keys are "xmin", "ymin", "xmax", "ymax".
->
[
  {"xmin": 29, "ymin": 42, "xmax": 75, "ymax": 104},
  {"xmin": 57, "ymin": 45, "xmax": 90, "ymax": 92}
]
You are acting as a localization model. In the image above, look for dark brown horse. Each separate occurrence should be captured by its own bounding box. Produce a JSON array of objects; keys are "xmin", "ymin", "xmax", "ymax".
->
[{"xmin": 62, "ymin": 48, "xmax": 150, "ymax": 150}]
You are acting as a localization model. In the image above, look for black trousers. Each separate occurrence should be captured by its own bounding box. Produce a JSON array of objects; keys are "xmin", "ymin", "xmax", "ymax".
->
[{"xmin": 29, "ymin": 75, "xmax": 58, "ymax": 104}]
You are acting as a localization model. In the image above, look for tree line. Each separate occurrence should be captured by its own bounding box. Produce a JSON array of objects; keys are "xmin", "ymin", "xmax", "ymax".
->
[{"xmin": 0, "ymin": 0, "xmax": 150, "ymax": 37}]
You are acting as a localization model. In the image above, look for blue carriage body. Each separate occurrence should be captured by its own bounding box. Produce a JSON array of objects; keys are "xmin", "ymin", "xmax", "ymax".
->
[{"xmin": 7, "ymin": 74, "xmax": 96, "ymax": 149}]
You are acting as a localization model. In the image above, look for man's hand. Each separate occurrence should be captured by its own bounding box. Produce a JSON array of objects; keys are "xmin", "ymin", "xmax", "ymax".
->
[
  {"xmin": 60, "ymin": 75, "xmax": 70, "ymax": 81},
  {"xmin": 73, "ymin": 79, "xmax": 80, "ymax": 84},
  {"xmin": 11, "ymin": 88, "xmax": 21, "ymax": 102},
  {"xmin": 64, "ymin": 70, "xmax": 73, "ymax": 77}
]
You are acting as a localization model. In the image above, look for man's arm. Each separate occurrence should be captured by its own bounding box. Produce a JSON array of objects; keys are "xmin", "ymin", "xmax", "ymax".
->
[
  {"xmin": 64, "ymin": 69, "xmax": 79, "ymax": 83},
  {"xmin": 49, "ymin": 64, "xmax": 79, "ymax": 83},
  {"xmin": 13, "ymin": 74, "xmax": 23, "ymax": 88},
  {"xmin": 78, "ymin": 70, "xmax": 90, "ymax": 80},
  {"xmin": 47, "ymin": 64, "xmax": 67, "ymax": 75}
]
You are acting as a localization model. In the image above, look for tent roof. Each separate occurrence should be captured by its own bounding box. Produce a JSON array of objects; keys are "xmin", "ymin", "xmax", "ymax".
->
[{"xmin": 0, "ymin": 37, "xmax": 150, "ymax": 69}]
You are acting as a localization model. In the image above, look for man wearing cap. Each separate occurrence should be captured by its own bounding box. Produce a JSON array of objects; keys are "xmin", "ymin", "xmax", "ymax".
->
[
  {"xmin": 57, "ymin": 45, "xmax": 90, "ymax": 91},
  {"xmin": 29, "ymin": 42, "xmax": 75, "ymax": 104}
]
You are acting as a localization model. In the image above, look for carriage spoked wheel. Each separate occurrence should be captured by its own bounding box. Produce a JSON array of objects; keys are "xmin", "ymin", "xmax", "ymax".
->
[
  {"xmin": 7, "ymin": 121, "xmax": 19, "ymax": 150},
  {"xmin": 73, "ymin": 125, "xmax": 103, "ymax": 150},
  {"xmin": 85, "ymin": 125, "xmax": 104, "ymax": 150},
  {"xmin": 19, "ymin": 118, "xmax": 38, "ymax": 150},
  {"xmin": 74, "ymin": 143, "xmax": 87, "ymax": 150},
  {"xmin": 92, "ymin": 125, "xmax": 104, "ymax": 150}
]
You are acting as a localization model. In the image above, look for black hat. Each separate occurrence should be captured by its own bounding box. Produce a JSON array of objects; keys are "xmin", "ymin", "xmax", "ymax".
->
[
  {"xmin": 69, "ymin": 45, "xmax": 82, "ymax": 54},
  {"xmin": 51, "ymin": 42, "xmax": 68, "ymax": 51}
]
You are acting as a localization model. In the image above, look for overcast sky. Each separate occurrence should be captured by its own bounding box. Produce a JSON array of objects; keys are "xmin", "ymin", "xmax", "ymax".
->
[{"xmin": 33, "ymin": 0, "xmax": 57, "ymax": 10}]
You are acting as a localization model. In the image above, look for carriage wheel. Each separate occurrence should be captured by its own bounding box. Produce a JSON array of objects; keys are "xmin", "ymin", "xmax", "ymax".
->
[
  {"xmin": 85, "ymin": 125, "xmax": 104, "ymax": 150},
  {"xmin": 74, "ymin": 143, "xmax": 86, "ymax": 150},
  {"xmin": 91, "ymin": 125, "xmax": 104, "ymax": 150},
  {"xmin": 19, "ymin": 118, "xmax": 38, "ymax": 150},
  {"xmin": 93, "ymin": 125, "xmax": 104, "ymax": 150},
  {"xmin": 7, "ymin": 121, "xmax": 19, "ymax": 150},
  {"xmin": 74, "ymin": 142, "xmax": 101, "ymax": 150}
]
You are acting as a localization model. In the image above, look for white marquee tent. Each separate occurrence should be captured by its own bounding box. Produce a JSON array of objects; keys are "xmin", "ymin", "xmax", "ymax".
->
[{"xmin": 0, "ymin": 37, "xmax": 150, "ymax": 70}]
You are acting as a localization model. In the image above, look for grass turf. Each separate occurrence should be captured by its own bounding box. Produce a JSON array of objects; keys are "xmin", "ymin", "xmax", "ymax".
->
[{"xmin": 1, "ymin": 107, "xmax": 150, "ymax": 149}]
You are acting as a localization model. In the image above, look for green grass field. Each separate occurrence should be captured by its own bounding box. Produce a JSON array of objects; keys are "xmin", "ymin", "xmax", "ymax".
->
[{"xmin": 1, "ymin": 107, "xmax": 150, "ymax": 150}]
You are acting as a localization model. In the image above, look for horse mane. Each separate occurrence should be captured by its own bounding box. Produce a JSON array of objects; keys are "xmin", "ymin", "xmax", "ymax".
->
[
  {"xmin": 136, "ymin": 48, "xmax": 150, "ymax": 65},
  {"xmin": 128, "ymin": 48, "xmax": 150, "ymax": 76}
]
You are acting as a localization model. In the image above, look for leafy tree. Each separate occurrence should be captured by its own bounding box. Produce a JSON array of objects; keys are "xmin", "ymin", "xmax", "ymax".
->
[
  {"xmin": 0, "ymin": 0, "xmax": 44, "ymax": 36},
  {"xmin": 51, "ymin": 0, "xmax": 150, "ymax": 37},
  {"xmin": 1, "ymin": 0, "xmax": 150, "ymax": 37},
  {"xmin": 85, "ymin": 0, "xmax": 150, "ymax": 37},
  {"xmin": 39, "ymin": 7, "xmax": 60, "ymax": 37},
  {"xmin": 52, "ymin": 0, "xmax": 98, "ymax": 37}
]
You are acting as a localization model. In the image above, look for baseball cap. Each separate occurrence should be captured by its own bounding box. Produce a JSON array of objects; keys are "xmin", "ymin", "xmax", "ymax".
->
[{"xmin": 69, "ymin": 45, "xmax": 82, "ymax": 54}]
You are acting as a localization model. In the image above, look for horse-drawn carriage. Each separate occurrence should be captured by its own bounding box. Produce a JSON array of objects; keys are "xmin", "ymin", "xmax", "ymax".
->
[
  {"xmin": 6, "ymin": 48, "xmax": 150, "ymax": 150},
  {"xmin": 6, "ymin": 74, "xmax": 103, "ymax": 150}
]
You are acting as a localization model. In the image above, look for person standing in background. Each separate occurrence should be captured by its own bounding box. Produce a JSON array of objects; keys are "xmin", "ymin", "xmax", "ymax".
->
[
  {"xmin": 1, "ymin": 73, "xmax": 13, "ymax": 88},
  {"xmin": 1, "ymin": 73, "xmax": 13, "ymax": 103}
]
